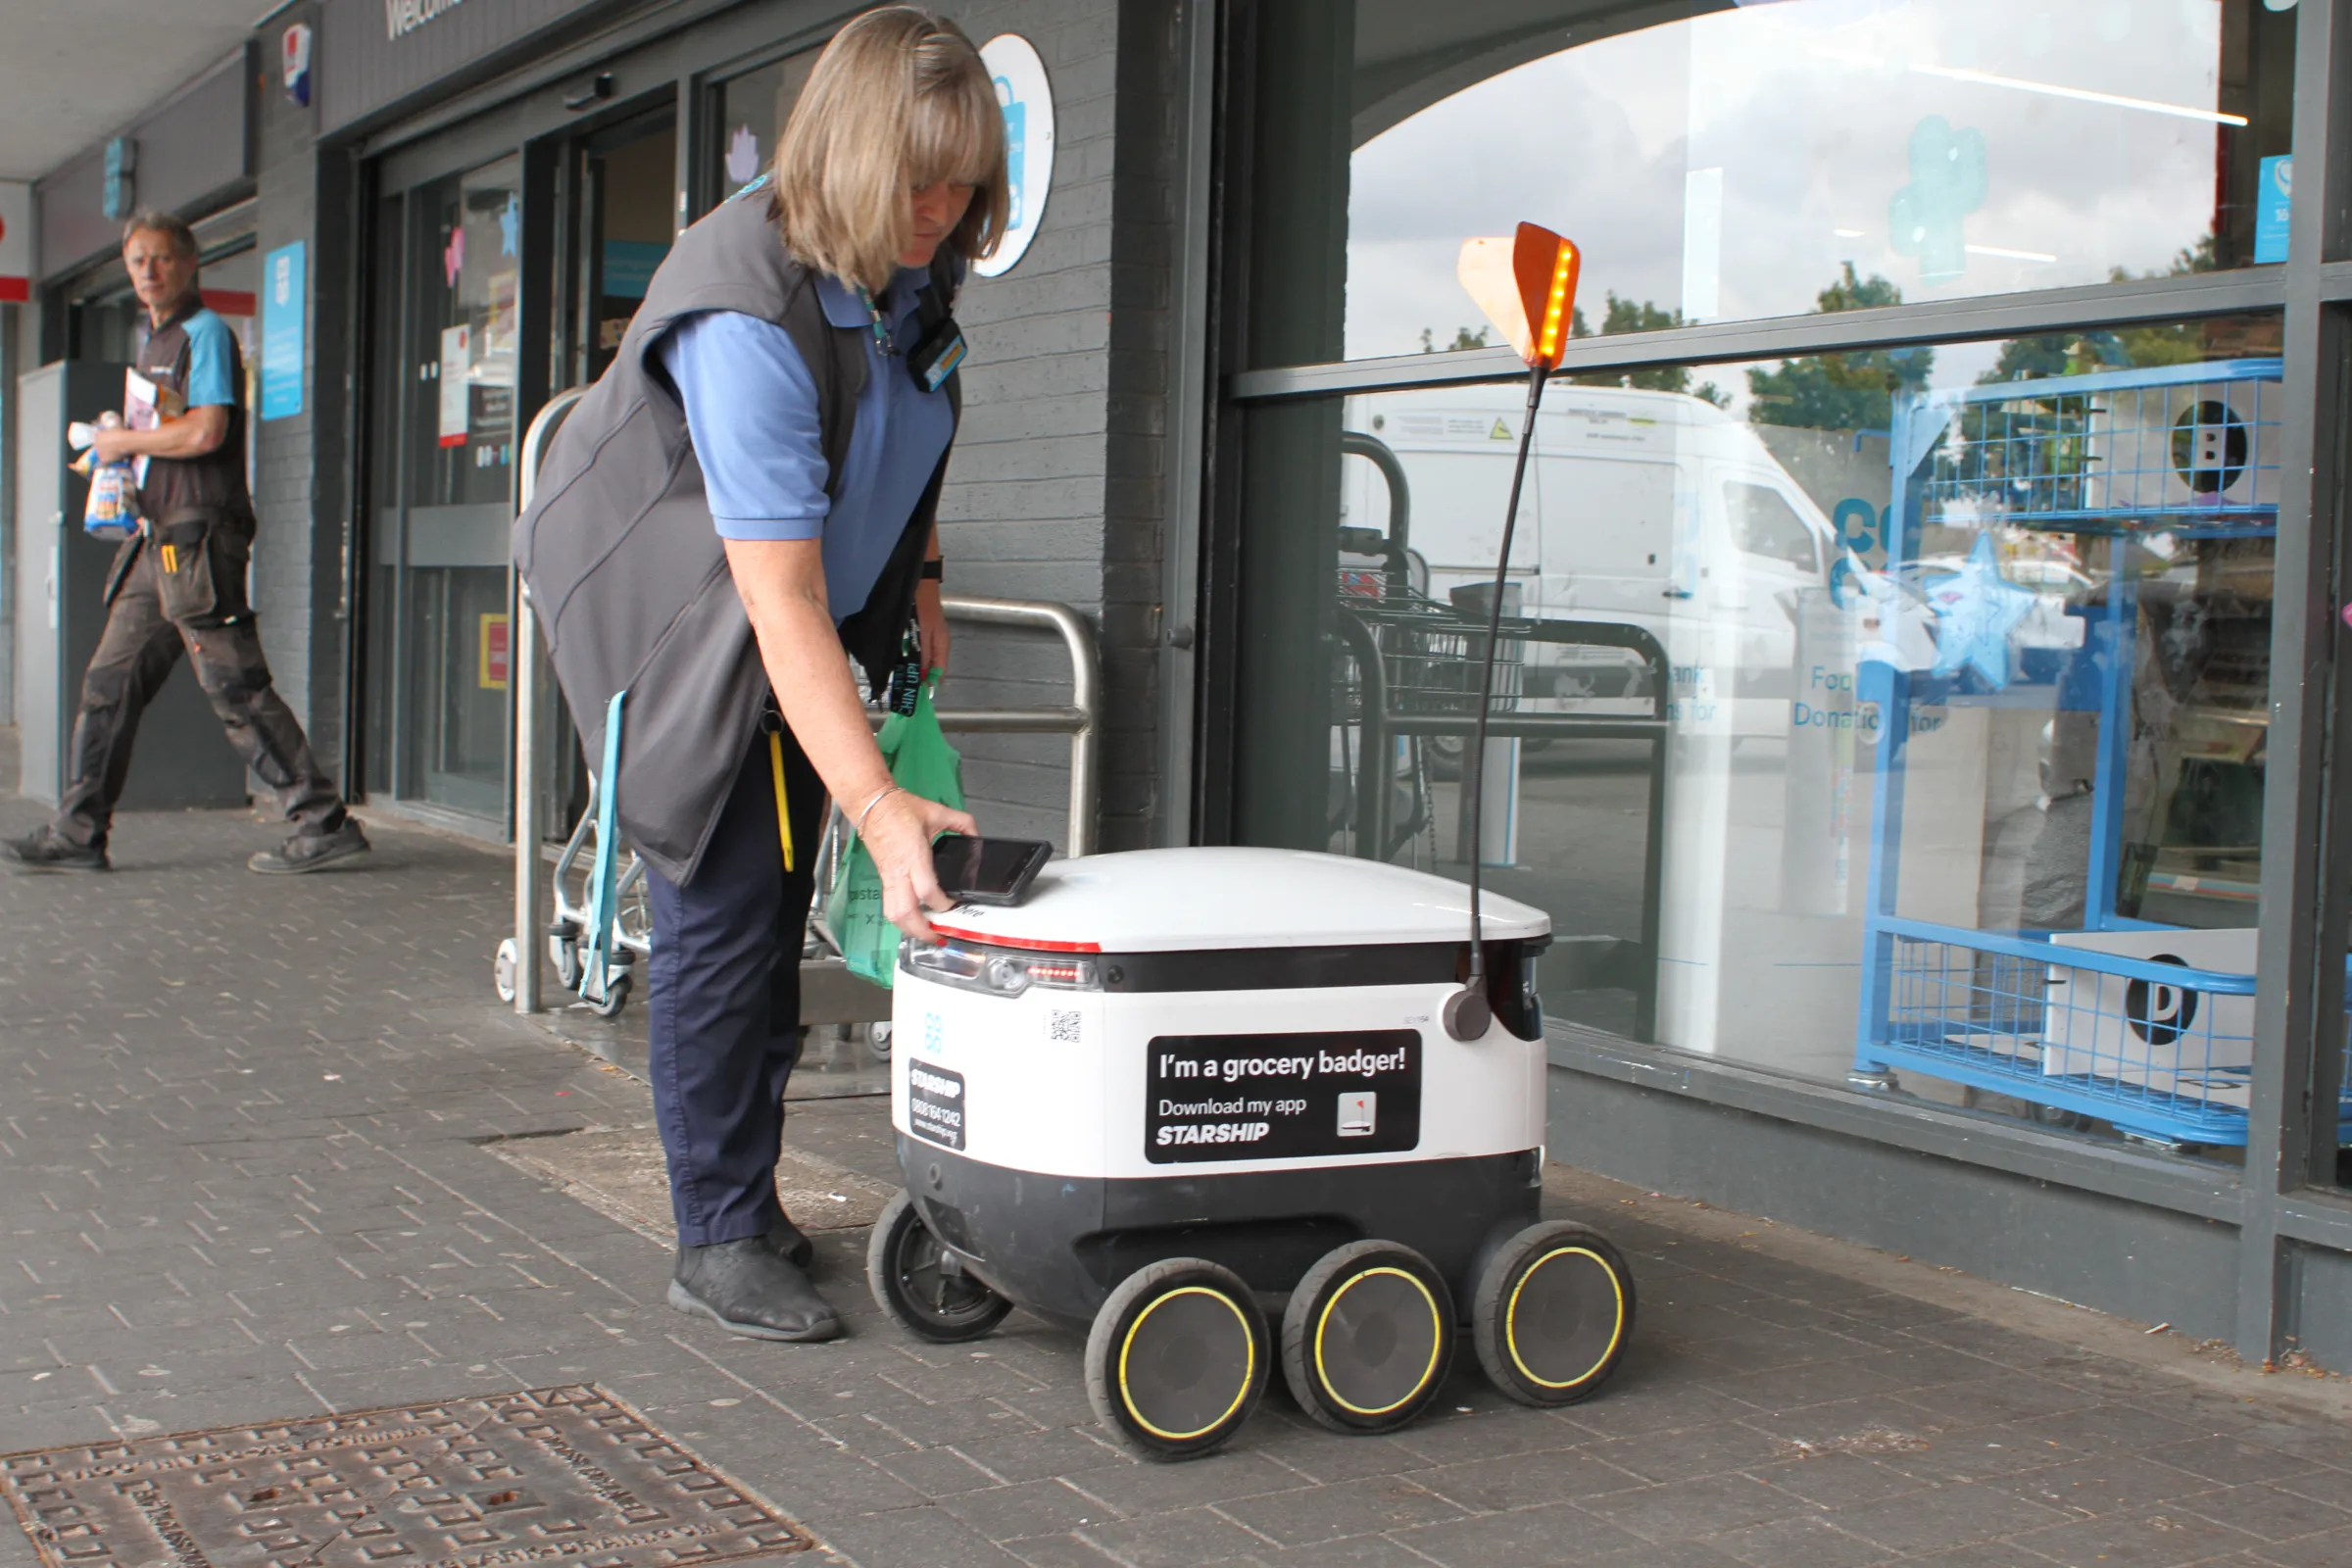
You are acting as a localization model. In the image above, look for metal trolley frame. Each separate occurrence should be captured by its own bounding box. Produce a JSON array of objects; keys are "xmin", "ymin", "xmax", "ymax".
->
[
  {"xmin": 1333, "ymin": 429, "xmax": 1674, "ymax": 1041},
  {"xmin": 1850, "ymin": 358, "xmax": 2352, "ymax": 1150}
]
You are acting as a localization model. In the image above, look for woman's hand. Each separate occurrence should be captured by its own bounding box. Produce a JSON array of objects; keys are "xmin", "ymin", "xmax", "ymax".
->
[
  {"xmin": 860, "ymin": 787, "xmax": 979, "ymax": 939},
  {"xmin": 915, "ymin": 577, "xmax": 951, "ymax": 676}
]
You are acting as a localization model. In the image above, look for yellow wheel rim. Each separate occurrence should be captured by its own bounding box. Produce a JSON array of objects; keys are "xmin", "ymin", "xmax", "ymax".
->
[
  {"xmin": 1313, "ymin": 1266, "xmax": 1444, "ymax": 1417},
  {"xmin": 1117, "ymin": 1285, "xmax": 1255, "ymax": 1442},
  {"xmin": 1505, "ymin": 1247, "xmax": 1625, "ymax": 1391}
]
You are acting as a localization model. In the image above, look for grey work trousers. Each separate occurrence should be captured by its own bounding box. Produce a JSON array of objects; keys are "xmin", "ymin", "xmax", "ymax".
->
[{"xmin": 54, "ymin": 536, "xmax": 345, "ymax": 851}]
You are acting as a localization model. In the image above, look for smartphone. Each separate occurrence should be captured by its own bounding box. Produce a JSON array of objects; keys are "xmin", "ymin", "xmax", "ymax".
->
[{"xmin": 931, "ymin": 834, "xmax": 1052, "ymax": 906}]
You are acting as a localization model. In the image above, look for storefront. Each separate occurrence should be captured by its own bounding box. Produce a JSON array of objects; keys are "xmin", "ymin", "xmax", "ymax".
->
[
  {"xmin": 1200, "ymin": 0, "xmax": 2352, "ymax": 1367},
  {"xmin": 13, "ymin": 0, "xmax": 2351, "ymax": 1372}
]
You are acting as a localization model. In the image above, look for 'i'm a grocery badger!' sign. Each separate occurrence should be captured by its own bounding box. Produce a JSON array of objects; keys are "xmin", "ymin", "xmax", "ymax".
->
[{"xmin": 1147, "ymin": 1030, "xmax": 1420, "ymax": 1162}]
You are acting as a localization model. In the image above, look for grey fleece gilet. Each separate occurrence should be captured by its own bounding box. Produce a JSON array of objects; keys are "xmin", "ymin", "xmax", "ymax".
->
[{"xmin": 513, "ymin": 184, "xmax": 958, "ymax": 886}]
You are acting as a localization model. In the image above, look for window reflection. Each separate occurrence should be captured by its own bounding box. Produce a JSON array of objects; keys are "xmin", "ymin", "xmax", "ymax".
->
[
  {"xmin": 1342, "ymin": 0, "xmax": 2294, "ymax": 361},
  {"xmin": 710, "ymin": 51, "xmax": 817, "ymax": 201},
  {"xmin": 1239, "ymin": 312, "xmax": 2330, "ymax": 1154}
]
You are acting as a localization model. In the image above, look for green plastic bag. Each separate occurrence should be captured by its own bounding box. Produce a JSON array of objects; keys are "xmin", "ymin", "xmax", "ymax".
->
[{"xmin": 826, "ymin": 675, "xmax": 965, "ymax": 987}]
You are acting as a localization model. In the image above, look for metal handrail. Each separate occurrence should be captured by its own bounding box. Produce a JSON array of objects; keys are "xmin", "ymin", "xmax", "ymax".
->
[
  {"xmin": 506, "ymin": 387, "xmax": 1104, "ymax": 1014},
  {"xmin": 924, "ymin": 595, "xmax": 1102, "ymax": 858}
]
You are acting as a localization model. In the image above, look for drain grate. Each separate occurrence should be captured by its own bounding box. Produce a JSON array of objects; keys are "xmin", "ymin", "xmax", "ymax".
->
[{"xmin": 1, "ymin": 1385, "xmax": 811, "ymax": 1568}]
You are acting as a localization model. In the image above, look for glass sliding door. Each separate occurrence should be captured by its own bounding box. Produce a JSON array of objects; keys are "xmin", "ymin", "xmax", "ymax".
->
[
  {"xmin": 364, "ymin": 154, "xmax": 523, "ymax": 826},
  {"xmin": 362, "ymin": 102, "xmax": 681, "ymax": 834},
  {"xmin": 409, "ymin": 156, "xmax": 522, "ymax": 820}
]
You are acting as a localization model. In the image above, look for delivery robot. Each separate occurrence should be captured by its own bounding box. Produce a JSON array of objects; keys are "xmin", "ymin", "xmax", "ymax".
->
[{"xmin": 866, "ymin": 847, "xmax": 1636, "ymax": 1459}]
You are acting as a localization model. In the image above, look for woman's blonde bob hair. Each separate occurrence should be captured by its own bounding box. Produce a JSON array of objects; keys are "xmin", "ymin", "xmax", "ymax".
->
[{"xmin": 770, "ymin": 7, "xmax": 1007, "ymax": 295}]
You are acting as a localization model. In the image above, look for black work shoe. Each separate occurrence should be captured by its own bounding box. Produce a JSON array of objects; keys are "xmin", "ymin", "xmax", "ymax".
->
[
  {"xmin": 3, "ymin": 829, "xmax": 108, "ymax": 872},
  {"xmin": 249, "ymin": 820, "xmax": 370, "ymax": 875},
  {"xmin": 669, "ymin": 1237, "xmax": 841, "ymax": 1343},
  {"xmin": 765, "ymin": 1218, "xmax": 816, "ymax": 1271}
]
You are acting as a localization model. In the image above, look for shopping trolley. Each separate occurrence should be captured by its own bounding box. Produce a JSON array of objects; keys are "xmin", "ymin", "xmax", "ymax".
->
[
  {"xmin": 519, "ymin": 764, "xmax": 860, "ymax": 1019},
  {"xmin": 1329, "ymin": 571, "xmax": 1527, "ymax": 863}
]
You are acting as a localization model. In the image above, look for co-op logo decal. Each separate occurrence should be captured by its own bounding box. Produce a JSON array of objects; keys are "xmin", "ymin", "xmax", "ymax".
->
[
  {"xmin": 973, "ymin": 34, "xmax": 1054, "ymax": 277},
  {"xmin": 2125, "ymin": 956, "xmax": 2200, "ymax": 1048}
]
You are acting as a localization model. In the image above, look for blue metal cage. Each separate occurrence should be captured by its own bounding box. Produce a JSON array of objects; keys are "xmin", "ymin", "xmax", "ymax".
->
[
  {"xmin": 1906, "ymin": 358, "xmax": 2283, "ymax": 542},
  {"xmin": 1851, "ymin": 359, "xmax": 2339, "ymax": 1150}
]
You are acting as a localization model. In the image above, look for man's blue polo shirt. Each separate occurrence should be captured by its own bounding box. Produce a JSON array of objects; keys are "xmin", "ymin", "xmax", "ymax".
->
[
  {"xmin": 655, "ymin": 267, "xmax": 954, "ymax": 622},
  {"xmin": 179, "ymin": 308, "xmax": 238, "ymax": 408}
]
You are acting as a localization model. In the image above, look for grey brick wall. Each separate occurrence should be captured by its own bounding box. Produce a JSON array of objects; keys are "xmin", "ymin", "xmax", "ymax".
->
[
  {"xmin": 931, "ymin": 0, "xmax": 1180, "ymax": 854},
  {"xmin": 249, "ymin": 4, "xmax": 355, "ymax": 781}
]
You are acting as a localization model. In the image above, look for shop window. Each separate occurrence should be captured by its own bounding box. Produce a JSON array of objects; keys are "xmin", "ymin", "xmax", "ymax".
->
[
  {"xmin": 1230, "ymin": 310, "xmax": 2328, "ymax": 1157},
  {"xmin": 710, "ymin": 50, "xmax": 818, "ymax": 204},
  {"xmin": 1255, "ymin": 0, "xmax": 2296, "ymax": 367}
]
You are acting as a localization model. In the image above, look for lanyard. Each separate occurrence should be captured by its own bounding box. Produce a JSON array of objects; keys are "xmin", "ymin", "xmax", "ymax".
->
[{"xmin": 854, "ymin": 284, "xmax": 897, "ymax": 357}]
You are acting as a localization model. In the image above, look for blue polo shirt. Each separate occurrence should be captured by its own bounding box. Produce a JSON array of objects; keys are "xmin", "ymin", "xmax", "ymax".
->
[
  {"xmin": 656, "ymin": 268, "xmax": 954, "ymax": 621},
  {"xmin": 180, "ymin": 309, "xmax": 238, "ymax": 408}
]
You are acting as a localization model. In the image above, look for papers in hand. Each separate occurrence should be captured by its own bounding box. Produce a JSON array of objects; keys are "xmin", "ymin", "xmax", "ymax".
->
[{"xmin": 122, "ymin": 369, "xmax": 171, "ymax": 487}]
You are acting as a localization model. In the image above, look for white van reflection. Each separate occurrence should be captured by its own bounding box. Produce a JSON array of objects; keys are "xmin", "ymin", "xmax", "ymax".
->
[{"xmin": 1340, "ymin": 385, "xmax": 1837, "ymax": 737}]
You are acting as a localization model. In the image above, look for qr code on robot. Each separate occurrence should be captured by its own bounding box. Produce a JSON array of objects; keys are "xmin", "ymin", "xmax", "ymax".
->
[{"xmin": 1048, "ymin": 1010, "xmax": 1082, "ymax": 1043}]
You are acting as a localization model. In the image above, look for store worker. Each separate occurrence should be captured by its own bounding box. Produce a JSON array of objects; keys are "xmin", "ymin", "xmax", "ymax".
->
[
  {"xmin": 515, "ymin": 6, "xmax": 1002, "ymax": 1343},
  {"xmin": 6, "ymin": 214, "xmax": 368, "ymax": 876}
]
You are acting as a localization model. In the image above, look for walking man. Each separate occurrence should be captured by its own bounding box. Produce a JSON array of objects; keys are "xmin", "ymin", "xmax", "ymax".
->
[{"xmin": 5, "ymin": 213, "xmax": 368, "ymax": 875}]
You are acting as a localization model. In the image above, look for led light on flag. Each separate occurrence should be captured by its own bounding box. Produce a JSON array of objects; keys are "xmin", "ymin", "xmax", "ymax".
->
[{"xmin": 1457, "ymin": 223, "xmax": 1581, "ymax": 369}]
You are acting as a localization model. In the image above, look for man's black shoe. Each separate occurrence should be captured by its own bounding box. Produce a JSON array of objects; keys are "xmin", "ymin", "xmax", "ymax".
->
[
  {"xmin": 669, "ymin": 1237, "xmax": 841, "ymax": 1342},
  {"xmin": 765, "ymin": 1217, "xmax": 816, "ymax": 1271},
  {"xmin": 249, "ymin": 820, "xmax": 370, "ymax": 875},
  {"xmin": 3, "ymin": 829, "xmax": 109, "ymax": 872}
]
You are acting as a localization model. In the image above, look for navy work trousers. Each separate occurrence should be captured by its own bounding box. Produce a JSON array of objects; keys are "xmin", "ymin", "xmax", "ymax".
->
[{"xmin": 645, "ymin": 728, "xmax": 827, "ymax": 1248}]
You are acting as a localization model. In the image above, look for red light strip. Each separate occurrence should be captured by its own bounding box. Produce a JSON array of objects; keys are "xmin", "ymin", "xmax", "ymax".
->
[{"xmin": 929, "ymin": 924, "xmax": 1101, "ymax": 954}]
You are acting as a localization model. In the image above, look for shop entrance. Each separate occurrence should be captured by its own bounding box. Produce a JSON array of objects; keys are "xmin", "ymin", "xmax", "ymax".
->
[{"xmin": 362, "ymin": 107, "xmax": 677, "ymax": 832}]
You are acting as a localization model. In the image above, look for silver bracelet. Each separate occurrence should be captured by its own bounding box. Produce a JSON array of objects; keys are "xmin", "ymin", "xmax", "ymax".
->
[{"xmin": 856, "ymin": 783, "xmax": 904, "ymax": 833}]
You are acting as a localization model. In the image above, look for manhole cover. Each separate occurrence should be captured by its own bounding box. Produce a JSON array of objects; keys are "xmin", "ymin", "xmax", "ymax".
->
[{"xmin": 1, "ymin": 1386, "xmax": 811, "ymax": 1568}]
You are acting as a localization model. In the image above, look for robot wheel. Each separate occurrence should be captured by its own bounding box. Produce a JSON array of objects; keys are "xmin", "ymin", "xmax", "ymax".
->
[
  {"xmin": 1472, "ymin": 1221, "xmax": 1637, "ymax": 1407},
  {"xmin": 1086, "ymin": 1258, "xmax": 1269, "ymax": 1461},
  {"xmin": 867, "ymin": 1190, "xmax": 1014, "ymax": 1344},
  {"xmin": 1280, "ymin": 1241, "xmax": 1455, "ymax": 1435}
]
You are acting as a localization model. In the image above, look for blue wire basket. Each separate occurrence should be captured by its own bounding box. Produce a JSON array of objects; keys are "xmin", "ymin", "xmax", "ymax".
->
[
  {"xmin": 1866, "ymin": 919, "xmax": 2350, "ymax": 1148},
  {"xmin": 1911, "ymin": 359, "xmax": 2282, "ymax": 541}
]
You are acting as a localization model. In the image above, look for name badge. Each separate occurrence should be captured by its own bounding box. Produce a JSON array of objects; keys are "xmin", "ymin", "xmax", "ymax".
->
[{"xmin": 906, "ymin": 317, "xmax": 966, "ymax": 393}]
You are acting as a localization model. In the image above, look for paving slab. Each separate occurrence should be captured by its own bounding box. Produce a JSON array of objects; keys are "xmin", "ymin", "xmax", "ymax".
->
[{"xmin": 4, "ymin": 770, "xmax": 2352, "ymax": 1568}]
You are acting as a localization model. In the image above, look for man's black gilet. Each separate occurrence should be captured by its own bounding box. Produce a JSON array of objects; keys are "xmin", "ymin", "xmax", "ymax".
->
[
  {"xmin": 514, "ymin": 186, "xmax": 959, "ymax": 886},
  {"xmin": 136, "ymin": 297, "xmax": 253, "ymax": 526}
]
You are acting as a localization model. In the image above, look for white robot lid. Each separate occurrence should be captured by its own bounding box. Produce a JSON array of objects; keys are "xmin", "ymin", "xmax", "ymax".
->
[{"xmin": 926, "ymin": 847, "xmax": 1549, "ymax": 954}]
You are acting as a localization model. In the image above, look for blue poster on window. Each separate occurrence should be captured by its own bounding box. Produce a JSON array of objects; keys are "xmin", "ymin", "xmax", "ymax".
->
[
  {"xmin": 261, "ymin": 241, "xmax": 305, "ymax": 421},
  {"xmin": 2255, "ymin": 155, "xmax": 2292, "ymax": 265}
]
